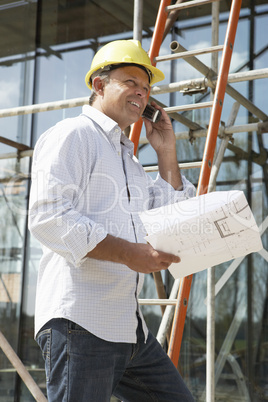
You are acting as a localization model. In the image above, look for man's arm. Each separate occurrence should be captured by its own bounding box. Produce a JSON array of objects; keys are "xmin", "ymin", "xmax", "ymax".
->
[
  {"xmin": 143, "ymin": 101, "xmax": 183, "ymax": 190},
  {"xmin": 86, "ymin": 234, "xmax": 180, "ymax": 274}
]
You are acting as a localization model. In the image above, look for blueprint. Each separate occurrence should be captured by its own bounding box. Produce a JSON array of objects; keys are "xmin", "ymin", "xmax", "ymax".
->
[{"xmin": 139, "ymin": 190, "xmax": 263, "ymax": 279}]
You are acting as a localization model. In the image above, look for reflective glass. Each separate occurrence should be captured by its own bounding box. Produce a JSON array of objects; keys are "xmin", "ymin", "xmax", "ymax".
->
[{"xmin": 0, "ymin": 1, "xmax": 267, "ymax": 401}]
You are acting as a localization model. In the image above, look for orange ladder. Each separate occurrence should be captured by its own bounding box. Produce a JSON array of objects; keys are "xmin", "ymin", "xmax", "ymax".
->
[{"xmin": 130, "ymin": 0, "xmax": 242, "ymax": 367}]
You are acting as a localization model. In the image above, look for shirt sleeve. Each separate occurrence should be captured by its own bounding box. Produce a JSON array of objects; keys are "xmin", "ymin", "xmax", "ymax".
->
[
  {"xmin": 149, "ymin": 172, "xmax": 196, "ymax": 209},
  {"xmin": 28, "ymin": 122, "xmax": 108, "ymax": 267}
]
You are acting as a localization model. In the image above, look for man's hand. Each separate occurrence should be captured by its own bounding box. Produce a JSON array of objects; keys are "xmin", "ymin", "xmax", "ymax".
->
[
  {"xmin": 143, "ymin": 101, "xmax": 176, "ymax": 154},
  {"xmin": 122, "ymin": 241, "xmax": 180, "ymax": 274},
  {"xmin": 86, "ymin": 234, "xmax": 180, "ymax": 274},
  {"xmin": 143, "ymin": 101, "xmax": 183, "ymax": 191}
]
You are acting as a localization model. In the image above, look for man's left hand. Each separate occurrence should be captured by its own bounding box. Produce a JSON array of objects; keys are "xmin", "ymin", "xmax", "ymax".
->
[{"xmin": 143, "ymin": 101, "xmax": 176, "ymax": 155}]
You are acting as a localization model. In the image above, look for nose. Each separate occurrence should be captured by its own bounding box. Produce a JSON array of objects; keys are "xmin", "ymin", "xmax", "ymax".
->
[{"xmin": 135, "ymin": 85, "xmax": 147, "ymax": 98}]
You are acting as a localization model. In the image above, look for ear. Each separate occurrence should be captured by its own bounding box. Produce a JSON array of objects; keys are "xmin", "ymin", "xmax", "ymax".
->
[{"xmin": 92, "ymin": 76, "xmax": 105, "ymax": 95}]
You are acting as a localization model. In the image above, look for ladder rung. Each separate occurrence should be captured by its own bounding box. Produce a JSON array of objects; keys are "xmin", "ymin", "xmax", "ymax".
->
[
  {"xmin": 143, "ymin": 162, "xmax": 202, "ymax": 172},
  {"xmin": 165, "ymin": 101, "xmax": 213, "ymax": 113},
  {"xmin": 155, "ymin": 45, "xmax": 224, "ymax": 63},
  {"xmin": 138, "ymin": 299, "xmax": 177, "ymax": 305},
  {"xmin": 166, "ymin": 0, "xmax": 221, "ymax": 12}
]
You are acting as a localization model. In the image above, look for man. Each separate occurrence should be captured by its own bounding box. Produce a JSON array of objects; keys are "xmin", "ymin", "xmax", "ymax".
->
[{"xmin": 29, "ymin": 39, "xmax": 195, "ymax": 401}]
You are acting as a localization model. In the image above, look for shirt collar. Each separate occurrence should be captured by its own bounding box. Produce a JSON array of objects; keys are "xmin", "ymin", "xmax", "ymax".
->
[
  {"xmin": 82, "ymin": 104, "xmax": 134, "ymax": 156},
  {"xmin": 82, "ymin": 104, "xmax": 118, "ymax": 134}
]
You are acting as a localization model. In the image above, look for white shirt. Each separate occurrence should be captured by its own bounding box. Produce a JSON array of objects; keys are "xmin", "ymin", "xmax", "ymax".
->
[{"xmin": 29, "ymin": 105, "xmax": 195, "ymax": 342}]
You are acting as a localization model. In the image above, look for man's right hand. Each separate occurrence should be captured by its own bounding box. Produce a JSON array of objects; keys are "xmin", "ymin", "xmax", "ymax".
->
[{"xmin": 86, "ymin": 234, "xmax": 180, "ymax": 274}]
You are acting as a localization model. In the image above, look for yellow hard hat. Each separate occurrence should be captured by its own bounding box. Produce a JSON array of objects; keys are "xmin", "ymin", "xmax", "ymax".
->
[{"xmin": 85, "ymin": 40, "xmax": 165, "ymax": 90}]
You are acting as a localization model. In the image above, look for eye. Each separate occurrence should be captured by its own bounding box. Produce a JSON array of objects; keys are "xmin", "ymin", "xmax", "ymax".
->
[{"xmin": 143, "ymin": 86, "xmax": 149, "ymax": 94}]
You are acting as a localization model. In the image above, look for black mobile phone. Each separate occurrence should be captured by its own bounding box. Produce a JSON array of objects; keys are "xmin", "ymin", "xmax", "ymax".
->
[{"xmin": 142, "ymin": 104, "xmax": 162, "ymax": 123}]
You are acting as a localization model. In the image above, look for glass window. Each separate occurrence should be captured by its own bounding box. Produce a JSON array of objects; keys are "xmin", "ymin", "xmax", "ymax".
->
[{"xmin": 0, "ymin": 1, "xmax": 267, "ymax": 400}]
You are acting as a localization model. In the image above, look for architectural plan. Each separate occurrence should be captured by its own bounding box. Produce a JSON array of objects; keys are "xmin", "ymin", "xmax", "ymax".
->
[{"xmin": 139, "ymin": 191, "xmax": 263, "ymax": 278}]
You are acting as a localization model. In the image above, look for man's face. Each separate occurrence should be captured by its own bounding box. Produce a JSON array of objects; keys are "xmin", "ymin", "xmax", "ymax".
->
[{"xmin": 99, "ymin": 65, "xmax": 150, "ymax": 131}]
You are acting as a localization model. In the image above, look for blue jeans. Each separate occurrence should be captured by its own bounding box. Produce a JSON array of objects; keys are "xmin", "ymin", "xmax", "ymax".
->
[{"xmin": 36, "ymin": 318, "xmax": 194, "ymax": 402}]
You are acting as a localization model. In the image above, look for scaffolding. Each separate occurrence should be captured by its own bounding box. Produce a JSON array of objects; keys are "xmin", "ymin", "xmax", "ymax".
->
[{"xmin": 0, "ymin": 0, "xmax": 267, "ymax": 401}]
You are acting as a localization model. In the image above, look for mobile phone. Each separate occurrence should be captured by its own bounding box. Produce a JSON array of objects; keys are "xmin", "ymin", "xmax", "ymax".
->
[{"xmin": 142, "ymin": 104, "xmax": 162, "ymax": 123}]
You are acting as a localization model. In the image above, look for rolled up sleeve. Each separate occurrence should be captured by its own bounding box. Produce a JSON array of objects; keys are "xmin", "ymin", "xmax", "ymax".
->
[
  {"xmin": 149, "ymin": 173, "xmax": 196, "ymax": 209},
  {"xmin": 28, "ymin": 123, "xmax": 108, "ymax": 267}
]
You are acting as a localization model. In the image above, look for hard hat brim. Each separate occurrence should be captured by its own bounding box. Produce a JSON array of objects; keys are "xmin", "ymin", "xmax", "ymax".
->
[{"xmin": 85, "ymin": 60, "xmax": 164, "ymax": 90}]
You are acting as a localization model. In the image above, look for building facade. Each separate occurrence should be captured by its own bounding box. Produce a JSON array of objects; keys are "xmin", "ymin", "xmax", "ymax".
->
[{"xmin": 0, "ymin": 0, "xmax": 267, "ymax": 400}]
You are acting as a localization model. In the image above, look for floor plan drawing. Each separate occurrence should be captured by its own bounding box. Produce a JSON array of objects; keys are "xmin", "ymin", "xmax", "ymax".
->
[{"xmin": 139, "ymin": 190, "xmax": 263, "ymax": 278}]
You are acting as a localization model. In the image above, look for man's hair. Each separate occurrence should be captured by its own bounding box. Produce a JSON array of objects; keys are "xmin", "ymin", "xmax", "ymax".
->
[{"xmin": 89, "ymin": 70, "xmax": 110, "ymax": 106}]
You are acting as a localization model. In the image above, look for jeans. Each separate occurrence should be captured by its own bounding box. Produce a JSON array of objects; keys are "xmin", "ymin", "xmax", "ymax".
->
[{"xmin": 36, "ymin": 318, "xmax": 194, "ymax": 402}]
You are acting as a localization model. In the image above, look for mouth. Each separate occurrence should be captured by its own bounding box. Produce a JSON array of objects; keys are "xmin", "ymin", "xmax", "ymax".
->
[{"xmin": 129, "ymin": 101, "xmax": 141, "ymax": 110}]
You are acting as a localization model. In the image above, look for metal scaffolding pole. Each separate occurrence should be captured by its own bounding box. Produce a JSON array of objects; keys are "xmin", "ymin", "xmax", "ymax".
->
[
  {"xmin": 206, "ymin": 1, "xmax": 220, "ymax": 400},
  {"xmin": 169, "ymin": 42, "xmax": 268, "ymax": 122},
  {"xmin": 0, "ymin": 331, "xmax": 47, "ymax": 402},
  {"xmin": 1, "ymin": 69, "xmax": 267, "ymax": 119},
  {"xmin": 133, "ymin": 0, "xmax": 143, "ymax": 42},
  {"xmin": 151, "ymin": 68, "xmax": 268, "ymax": 95},
  {"xmin": 2, "ymin": 117, "xmax": 267, "ymax": 161}
]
